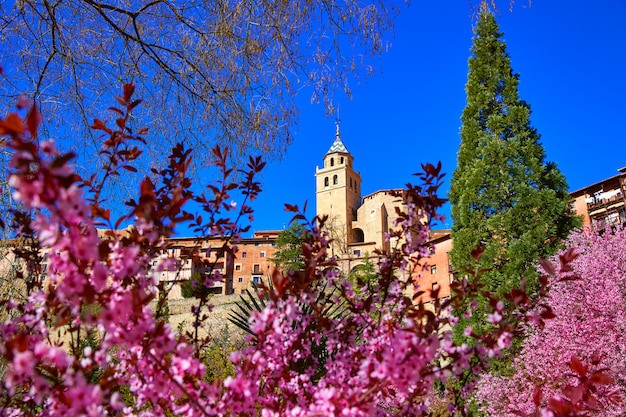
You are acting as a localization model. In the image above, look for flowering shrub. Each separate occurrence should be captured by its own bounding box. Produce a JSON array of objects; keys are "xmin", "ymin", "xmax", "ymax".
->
[
  {"xmin": 0, "ymin": 85, "xmax": 619, "ymax": 416},
  {"xmin": 475, "ymin": 227, "xmax": 626, "ymax": 416}
]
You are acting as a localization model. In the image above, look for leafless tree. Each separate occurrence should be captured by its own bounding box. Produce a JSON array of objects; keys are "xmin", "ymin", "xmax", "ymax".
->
[{"xmin": 0, "ymin": 0, "xmax": 402, "ymax": 169}]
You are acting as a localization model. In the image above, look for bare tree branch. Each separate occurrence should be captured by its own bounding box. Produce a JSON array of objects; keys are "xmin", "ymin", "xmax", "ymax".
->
[{"xmin": 0, "ymin": 0, "xmax": 403, "ymax": 174}]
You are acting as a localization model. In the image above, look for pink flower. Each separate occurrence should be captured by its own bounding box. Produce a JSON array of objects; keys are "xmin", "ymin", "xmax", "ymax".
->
[{"xmin": 486, "ymin": 311, "xmax": 502, "ymax": 324}]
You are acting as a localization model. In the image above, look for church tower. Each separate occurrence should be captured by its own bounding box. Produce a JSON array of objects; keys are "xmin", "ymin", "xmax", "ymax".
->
[{"xmin": 315, "ymin": 123, "xmax": 362, "ymax": 256}]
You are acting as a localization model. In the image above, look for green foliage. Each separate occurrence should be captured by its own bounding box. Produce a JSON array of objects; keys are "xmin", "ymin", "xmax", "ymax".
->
[
  {"xmin": 448, "ymin": 7, "xmax": 580, "ymax": 340},
  {"xmin": 181, "ymin": 277, "xmax": 196, "ymax": 299},
  {"xmin": 201, "ymin": 326, "xmax": 246, "ymax": 383},
  {"xmin": 181, "ymin": 273, "xmax": 210, "ymax": 299},
  {"xmin": 271, "ymin": 222, "xmax": 306, "ymax": 273},
  {"xmin": 227, "ymin": 279, "xmax": 345, "ymax": 382},
  {"xmin": 227, "ymin": 283, "xmax": 270, "ymax": 337},
  {"xmin": 347, "ymin": 256, "xmax": 378, "ymax": 297},
  {"xmin": 155, "ymin": 282, "xmax": 170, "ymax": 322}
]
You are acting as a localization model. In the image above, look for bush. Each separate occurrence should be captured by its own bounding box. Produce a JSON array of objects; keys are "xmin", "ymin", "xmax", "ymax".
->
[{"xmin": 475, "ymin": 227, "xmax": 626, "ymax": 416}]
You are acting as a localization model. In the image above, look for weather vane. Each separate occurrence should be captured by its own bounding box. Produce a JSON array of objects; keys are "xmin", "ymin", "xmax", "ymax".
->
[{"xmin": 335, "ymin": 105, "xmax": 341, "ymax": 138}]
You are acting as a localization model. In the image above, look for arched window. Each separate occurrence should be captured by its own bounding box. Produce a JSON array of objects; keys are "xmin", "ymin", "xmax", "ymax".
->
[
  {"xmin": 330, "ymin": 158, "xmax": 334, "ymax": 167},
  {"xmin": 333, "ymin": 175, "xmax": 338, "ymax": 185},
  {"xmin": 352, "ymin": 228, "xmax": 365, "ymax": 243},
  {"xmin": 324, "ymin": 177, "xmax": 329, "ymax": 187}
]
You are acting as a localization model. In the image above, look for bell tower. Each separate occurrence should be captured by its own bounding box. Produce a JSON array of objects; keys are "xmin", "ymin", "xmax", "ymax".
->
[{"xmin": 315, "ymin": 123, "xmax": 362, "ymax": 256}]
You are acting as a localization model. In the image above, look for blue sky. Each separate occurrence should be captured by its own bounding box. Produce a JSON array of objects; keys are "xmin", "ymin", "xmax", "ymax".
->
[{"xmin": 240, "ymin": 1, "xmax": 626, "ymax": 235}]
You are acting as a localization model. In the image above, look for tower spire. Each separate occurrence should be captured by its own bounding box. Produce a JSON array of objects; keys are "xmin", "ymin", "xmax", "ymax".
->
[{"xmin": 335, "ymin": 106, "xmax": 341, "ymax": 139}]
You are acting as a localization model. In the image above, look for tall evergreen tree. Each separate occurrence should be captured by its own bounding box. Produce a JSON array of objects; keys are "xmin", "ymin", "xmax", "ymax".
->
[{"xmin": 449, "ymin": 6, "xmax": 579, "ymax": 338}]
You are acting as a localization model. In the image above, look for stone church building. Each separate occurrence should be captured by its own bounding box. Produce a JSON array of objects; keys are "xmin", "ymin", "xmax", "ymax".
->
[{"xmin": 314, "ymin": 125, "xmax": 452, "ymax": 301}]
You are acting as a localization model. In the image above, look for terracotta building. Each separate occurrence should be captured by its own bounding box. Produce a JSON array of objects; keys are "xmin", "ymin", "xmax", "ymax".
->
[
  {"xmin": 151, "ymin": 236, "xmax": 233, "ymax": 298},
  {"xmin": 415, "ymin": 230, "xmax": 453, "ymax": 303},
  {"xmin": 151, "ymin": 231, "xmax": 281, "ymax": 298},
  {"xmin": 570, "ymin": 166, "xmax": 626, "ymax": 229},
  {"xmin": 231, "ymin": 231, "xmax": 279, "ymax": 294}
]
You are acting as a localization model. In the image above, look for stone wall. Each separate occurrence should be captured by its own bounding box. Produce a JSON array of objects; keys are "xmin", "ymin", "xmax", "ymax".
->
[{"xmin": 159, "ymin": 294, "xmax": 248, "ymax": 341}]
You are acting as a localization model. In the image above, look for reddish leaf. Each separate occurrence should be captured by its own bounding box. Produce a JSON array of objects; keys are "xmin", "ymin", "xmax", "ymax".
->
[
  {"xmin": 471, "ymin": 246, "xmax": 485, "ymax": 261},
  {"xmin": 271, "ymin": 269, "xmax": 286, "ymax": 296},
  {"xmin": 538, "ymin": 258, "xmax": 556, "ymax": 276},
  {"xmin": 115, "ymin": 95, "xmax": 127, "ymax": 107},
  {"xmin": 91, "ymin": 119, "xmax": 111, "ymax": 133},
  {"xmin": 26, "ymin": 104, "xmax": 41, "ymax": 138},
  {"xmin": 0, "ymin": 113, "xmax": 25, "ymax": 135},
  {"xmin": 562, "ymin": 384, "xmax": 582, "ymax": 406},
  {"xmin": 568, "ymin": 356, "xmax": 588, "ymax": 378},
  {"xmin": 284, "ymin": 203, "xmax": 298, "ymax": 213},
  {"xmin": 123, "ymin": 83, "xmax": 135, "ymax": 102},
  {"xmin": 540, "ymin": 306, "xmax": 556, "ymax": 320},
  {"xmin": 585, "ymin": 393, "xmax": 598, "ymax": 409},
  {"xmin": 128, "ymin": 99, "xmax": 142, "ymax": 111},
  {"xmin": 107, "ymin": 107, "xmax": 124, "ymax": 115},
  {"xmin": 559, "ymin": 248, "xmax": 579, "ymax": 272},
  {"xmin": 16, "ymin": 94, "xmax": 32, "ymax": 109},
  {"xmin": 532, "ymin": 388, "xmax": 543, "ymax": 407},
  {"xmin": 140, "ymin": 178, "xmax": 155, "ymax": 197},
  {"xmin": 589, "ymin": 371, "xmax": 614, "ymax": 386}
]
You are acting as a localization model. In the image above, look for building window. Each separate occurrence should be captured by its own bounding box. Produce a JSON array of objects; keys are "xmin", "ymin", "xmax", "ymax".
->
[
  {"xmin": 431, "ymin": 265, "xmax": 437, "ymax": 274},
  {"xmin": 235, "ymin": 264, "xmax": 241, "ymax": 271},
  {"xmin": 324, "ymin": 177, "xmax": 329, "ymax": 187},
  {"xmin": 333, "ymin": 175, "xmax": 338, "ymax": 185},
  {"xmin": 260, "ymin": 251, "xmax": 266, "ymax": 258},
  {"xmin": 354, "ymin": 249, "xmax": 361, "ymax": 256},
  {"xmin": 241, "ymin": 252, "xmax": 247, "ymax": 258},
  {"xmin": 349, "ymin": 177, "xmax": 352, "ymax": 188},
  {"xmin": 253, "ymin": 264, "xmax": 261, "ymax": 274},
  {"xmin": 340, "ymin": 157, "xmax": 344, "ymax": 164},
  {"xmin": 253, "ymin": 277, "xmax": 260, "ymax": 284},
  {"xmin": 330, "ymin": 157, "xmax": 334, "ymax": 166},
  {"xmin": 238, "ymin": 277, "xmax": 243, "ymax": 283}
]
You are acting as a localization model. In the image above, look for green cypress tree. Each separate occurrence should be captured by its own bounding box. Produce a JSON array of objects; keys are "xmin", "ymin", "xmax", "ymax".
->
[{"xmin": 449, "ymin": 6, "xmax": 580, "ymax": 339}]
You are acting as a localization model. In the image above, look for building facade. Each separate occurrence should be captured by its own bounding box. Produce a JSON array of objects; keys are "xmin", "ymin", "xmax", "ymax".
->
[
  {"xmin": 313, "ymin": 126, "xmax": 451, "ymax": 301},
  {"xmin": 152, "ymin": 126, "xmax": 454, "ymax": 301},
  {"xmin": 151, "ymin": 231, "xmax": 280, "ymax": 299},
  {"xmin": 570, "ymin": 166, "xmax": 626, "ymax": 229}
]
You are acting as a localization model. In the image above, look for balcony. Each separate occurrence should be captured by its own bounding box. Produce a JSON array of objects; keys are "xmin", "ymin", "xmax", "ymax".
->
[{"xmin": 587, "ymin": 191, "xmax": 624, "ymax": 216}]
